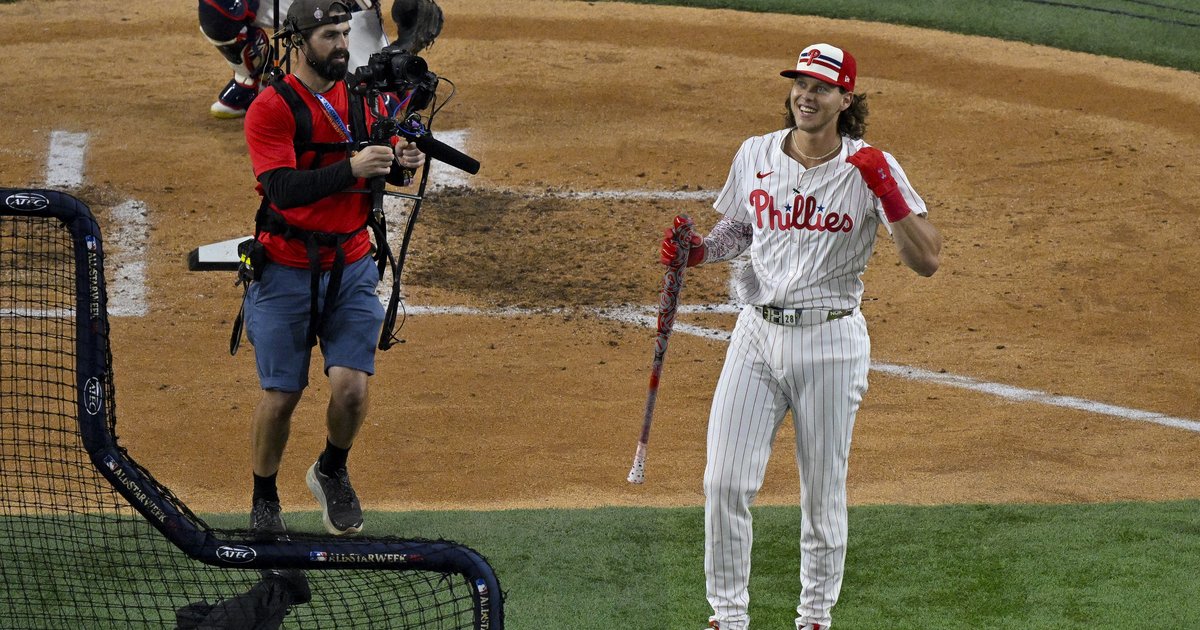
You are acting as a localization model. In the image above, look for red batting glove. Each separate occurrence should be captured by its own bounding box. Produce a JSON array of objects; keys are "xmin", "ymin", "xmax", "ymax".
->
[
  {"xmin": 847, "ymin": 146, "xmax": 912, "ymax": 223},
  {"xmin": 659, "ymin": 215, "xmax": 705, "ymax": 267}
]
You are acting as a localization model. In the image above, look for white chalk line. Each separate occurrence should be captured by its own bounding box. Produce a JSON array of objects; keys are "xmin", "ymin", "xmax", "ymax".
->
[
  {"xmin": 379, "ymin": 301, "xmax": 1200, "ymax": 434},
  {"xmin": 426, "ymin": 129, "xmax": 472, "ymax": 191},
  {"xmin": 45, "ymin": 131, "xmax": 87, "ymax": 188},
  {"xmin": 868, "ymin": 363, "xmax": 1200, "ymax": 433},
  {"xmin": 106, "ymin": 200, "xmax": 149, "ymax": 316},
  {"xmin": 1, "ymin": 307, "xmax": 74, "ymax": 318},
  {"xmin": 537, "ymin": 189, "xmax": 714, "ymax": 201},
  {"xmin": 44, "ymin": 130, "xmax": 1196, "ymax": 434},
  {"xmin": 600, "ymin": 307, "xmax": 1200, "ymax": 434},
  {"xmin": 44, "ymin": 132, "xmax": 148, "ymax": 317}
]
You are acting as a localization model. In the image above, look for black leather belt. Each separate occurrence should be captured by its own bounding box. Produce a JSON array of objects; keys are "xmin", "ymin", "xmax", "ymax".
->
[{"xmin": 758, "ymin": 305, "xmax": 855, "ymax": 326}]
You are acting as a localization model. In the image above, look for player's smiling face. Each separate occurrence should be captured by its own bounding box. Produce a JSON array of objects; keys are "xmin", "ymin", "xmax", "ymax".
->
[{"xmin": 789, "ymin": 75, "xmax": 853, "ymax": 133}]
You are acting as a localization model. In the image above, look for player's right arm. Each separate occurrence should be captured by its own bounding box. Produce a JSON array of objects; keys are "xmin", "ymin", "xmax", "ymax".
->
[
  {"xmin": 699, "ymin": 217, "xmax": 753, "ymax": 264},
  {"xmin": 658, "ymin": 138, "xmax": 755, "ymax": 267},
  {"xmin": 658, "ymin": 215, "xmax": 753, "ymax": 267}
]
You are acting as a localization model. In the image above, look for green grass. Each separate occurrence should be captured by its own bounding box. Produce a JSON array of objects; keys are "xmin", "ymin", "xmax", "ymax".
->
[
  {"xmin": 206, "ymin": 500, "xmax": 1200, "ymax": 629},
  {"xmin": 589, "ymin": 0, "xmax": 1200, "ymax": 72}
]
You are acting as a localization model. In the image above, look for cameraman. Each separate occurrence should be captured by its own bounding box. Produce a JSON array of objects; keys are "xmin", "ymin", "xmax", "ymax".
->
[{"xmin": 241, "ymin": 0, "xmax": 424, "ymax": 537}]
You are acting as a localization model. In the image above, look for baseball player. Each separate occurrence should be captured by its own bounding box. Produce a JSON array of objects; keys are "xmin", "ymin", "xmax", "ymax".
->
[
  {"xmin": 198, "ymin": 0, "xmax": 442, "ymax": 118},
  {"xmin": 659, "ymin": 43, "xmax": 941, "ymax": 630}
]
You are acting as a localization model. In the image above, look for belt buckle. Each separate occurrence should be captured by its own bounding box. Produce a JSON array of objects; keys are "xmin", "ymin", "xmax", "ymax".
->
[{"xmin": 761, "ymin": 306, "xmax": 779, "ymax": 324}]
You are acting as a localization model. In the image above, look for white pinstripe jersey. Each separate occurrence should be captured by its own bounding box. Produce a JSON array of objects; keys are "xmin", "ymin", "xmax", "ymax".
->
[{"xmin": 713, "ymin": 131, "xmax": 927, "ymax": 310}]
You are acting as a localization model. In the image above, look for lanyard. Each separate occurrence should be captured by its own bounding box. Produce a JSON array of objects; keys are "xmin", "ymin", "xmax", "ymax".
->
[{"xmin": 306, "ymin": 83, "xmax": 354, "ymax": 144}]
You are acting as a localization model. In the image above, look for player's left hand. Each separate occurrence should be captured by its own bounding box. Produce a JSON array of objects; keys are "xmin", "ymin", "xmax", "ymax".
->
[
  {"xmin": 849, "ymin": 146, "xmax": 914, "ymax": 223},
  {"xmin": 847, "ymin": 147, "xmax": 897, "ymax": 198},
  {"xmin": 394, "ymin": 141, "xmax": 425, "ymax": 170}
]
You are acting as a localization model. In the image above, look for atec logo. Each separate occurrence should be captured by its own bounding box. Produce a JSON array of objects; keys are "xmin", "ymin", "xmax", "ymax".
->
[
  {"xmin": 216, "ymin": 545, "xmax": 257, "ymax": 563},
  {"xmin": 5, "ymin": 192, "xmax": 50, "ymax": 211},
  {"xmin": 84, "ymin": 377, "xmax": 104, "ymax": 415}
]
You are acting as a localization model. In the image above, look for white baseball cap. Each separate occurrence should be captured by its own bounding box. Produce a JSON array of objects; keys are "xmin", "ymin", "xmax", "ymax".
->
[{"xmin": 781, "ymin": 43, "xmax": 857, "ymax": 92}]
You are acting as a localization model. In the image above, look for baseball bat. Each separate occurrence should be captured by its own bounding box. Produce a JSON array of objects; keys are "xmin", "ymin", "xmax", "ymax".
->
[{"xmin": 627, "ymin": 216, "xmax": 693, "ymax": 484}]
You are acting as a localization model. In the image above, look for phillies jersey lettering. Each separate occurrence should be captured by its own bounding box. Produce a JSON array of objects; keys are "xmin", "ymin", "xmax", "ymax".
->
[
  {"xmin": 750, "ymin": 190, "xmax": 854, "ymax": 233},
  {"xmin": 713, "ymin": 130, "xmax": 927, "ymax": 310}
]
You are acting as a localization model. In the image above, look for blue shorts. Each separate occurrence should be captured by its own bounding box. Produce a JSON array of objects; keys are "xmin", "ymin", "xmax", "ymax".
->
[{"xmin": 244, "ymin": 255, "xmax": 385, "ymax": 392}]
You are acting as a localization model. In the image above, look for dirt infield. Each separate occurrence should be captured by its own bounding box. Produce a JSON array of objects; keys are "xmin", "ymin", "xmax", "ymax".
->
[{"xmin": 2, "ymin": 0, "xmax": 1199, "ymax": 514}]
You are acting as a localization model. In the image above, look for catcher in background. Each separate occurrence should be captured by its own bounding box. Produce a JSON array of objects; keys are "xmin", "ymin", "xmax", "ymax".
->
[
  {"xmin": 198, "ymin": 0, "xmax": 443, "ymax": 119},
  {"xmin": 659, "ymin": 43, "xmax": 941, "ymax": 630}
]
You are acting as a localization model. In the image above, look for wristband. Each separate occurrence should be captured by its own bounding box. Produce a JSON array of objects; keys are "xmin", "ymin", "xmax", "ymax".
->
[{"xmin": 878, "ymin": 187, "xmax": 912, "ymax": 223}]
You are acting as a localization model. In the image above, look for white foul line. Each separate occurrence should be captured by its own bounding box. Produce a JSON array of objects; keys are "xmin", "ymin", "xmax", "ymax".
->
[
  {"xmin": 426, "ymin": 129, "xmax": 472, "ymax": 190},
  {"xmin": 43, "ymin": 131, "xmax": 147, "ymax": 317},
  {"xmin": 381, "ymin": 301, "xmax": 1200, "ymax": 434},
  {"xmin": 591, "ymin": 305, "xmax": 1200, "ymax": 434},
  {"xmin": 869, "ymin": 363, "xmax": 1200, "ymax": 433},
  {"xmin": 106, "ymin": 200, "xmax": 149, "ymax": 316},
  {"xmin": 46, "ymin": 131, "xmax": 87, "ymax": 189},
  {"xmin": 539, "ymin": 189, "xmax": 715, "ymax": 201}
]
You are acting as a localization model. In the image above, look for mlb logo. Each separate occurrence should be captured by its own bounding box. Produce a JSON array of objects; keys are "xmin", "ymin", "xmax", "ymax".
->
[
  {"xmin": 85, "ymin": 236, "xmax": 97, "ymax": 251},
  {"xmin": 103, "ymin": 455, "xmax": 118, "ymax": 471},
  {"xmin": 310, "ymin": 551, "xmax": 329, "ymax": 562}
]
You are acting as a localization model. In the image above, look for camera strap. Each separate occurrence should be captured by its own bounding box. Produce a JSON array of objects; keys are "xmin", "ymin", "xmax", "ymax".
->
[{"xmin": 272, "ymin": 78, "xmax": 370, "ymax": 167}]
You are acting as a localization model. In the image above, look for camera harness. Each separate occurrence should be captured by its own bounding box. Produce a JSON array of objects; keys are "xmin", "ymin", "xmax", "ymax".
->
[{"xmin": 231, "ymin": 5, "xmax": 437, "ymax": 355}]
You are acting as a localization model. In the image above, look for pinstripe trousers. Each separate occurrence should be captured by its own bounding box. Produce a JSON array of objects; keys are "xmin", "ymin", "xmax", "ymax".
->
[{"xmin": 705, "ymin": 305, "xmax": 870, "ymax": 630}]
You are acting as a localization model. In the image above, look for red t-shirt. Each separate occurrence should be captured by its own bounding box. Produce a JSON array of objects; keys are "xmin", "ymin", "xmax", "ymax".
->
[{"xmin": 244, "ymin": 74, "xmax": 374, "ymax": 269}]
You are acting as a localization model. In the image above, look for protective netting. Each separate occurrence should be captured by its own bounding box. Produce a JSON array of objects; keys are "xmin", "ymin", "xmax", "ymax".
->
[{"xmin": 0, "ymin": 191, "xmax": 501, "ymax": 629}]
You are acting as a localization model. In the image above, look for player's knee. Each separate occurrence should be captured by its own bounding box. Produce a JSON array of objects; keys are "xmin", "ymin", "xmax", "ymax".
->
[
  {"xmin": 329, "ymin": 372, "xmax": 370, "ymax": 413},
  {"xmin": 703, "ymin": 471, "xmax": 754, "ymax": 502},
  {"xmin": 198, "ymin": 0, "xmax": 252, "ymax": 42},
  {"xmin": 259, "ymin": 389, "xmax": 303, "ymax": 421},
  {"xmin": 202, "ymin": 23, "xmax": 270, "ymax": 77}
]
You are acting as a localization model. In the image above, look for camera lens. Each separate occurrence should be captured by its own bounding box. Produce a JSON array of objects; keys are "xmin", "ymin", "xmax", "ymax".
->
[{"xmin": 390, "ymin": 53, "xmax": 428, "ymax": 84}]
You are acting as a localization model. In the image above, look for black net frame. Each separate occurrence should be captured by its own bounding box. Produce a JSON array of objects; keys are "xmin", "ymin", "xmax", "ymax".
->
[{"xmin": 0, "ymin": 188, "xmax": 503, "ymax": 629}]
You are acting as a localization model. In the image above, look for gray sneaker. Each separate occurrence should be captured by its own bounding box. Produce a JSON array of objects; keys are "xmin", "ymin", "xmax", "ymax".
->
[
  {"xmin": 250, "ymin": 498, "xmax": 286, "ymax": 539},
  {"xmin": 306, "ymin": 461, "xmax": 363, "ymax": 535}
]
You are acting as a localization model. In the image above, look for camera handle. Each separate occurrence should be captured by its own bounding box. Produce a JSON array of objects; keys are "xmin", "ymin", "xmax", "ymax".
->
[{"xmin": 363, "ymin": 114, "xmax": 405, "ymax": 220}]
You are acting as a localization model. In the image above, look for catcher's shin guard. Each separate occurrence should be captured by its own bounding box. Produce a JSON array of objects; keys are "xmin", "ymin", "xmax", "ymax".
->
[
  {"xmin": 199, "ymin": 1, "xmax": 267, "ymax": 117},
  {"xmin": 202, "ymin": 24, "xmax": 269, "ymax": 85},
  {"xmin": 202, "ymin": 24, "xmax": 268, "ymax": 118}
]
